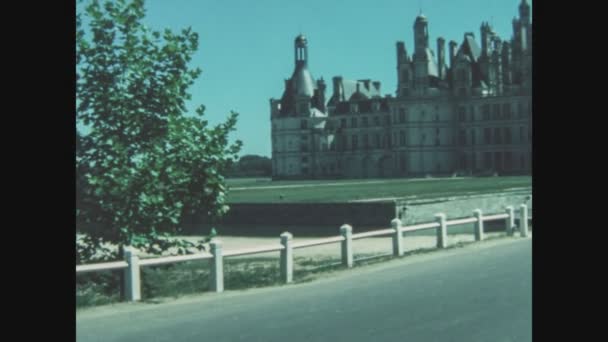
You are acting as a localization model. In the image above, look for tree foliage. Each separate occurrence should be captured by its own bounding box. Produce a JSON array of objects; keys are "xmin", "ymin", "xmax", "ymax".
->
[
  {"xmin": 227, "ymin": 155, "xmax": 272, "ymax": 177},
  {"xmin": 76, "ymin": 0, "xmax": 241, "ymax": 263}
]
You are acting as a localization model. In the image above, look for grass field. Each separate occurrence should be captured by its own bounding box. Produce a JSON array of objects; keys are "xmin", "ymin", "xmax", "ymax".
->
[{"xmin": 225, "ymin": 176, "xmax": 532, "ymax": 203}]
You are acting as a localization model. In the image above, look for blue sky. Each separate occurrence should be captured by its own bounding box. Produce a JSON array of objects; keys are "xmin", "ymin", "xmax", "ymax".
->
[{"xmin": 77, "ymin": 0, "xmax": 531, "ymax": 157}]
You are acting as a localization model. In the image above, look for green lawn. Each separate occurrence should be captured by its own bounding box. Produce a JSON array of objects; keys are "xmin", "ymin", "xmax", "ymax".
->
[{"xmin": 225, "ymin": 176, "xmax": 532, "ymax": 203}]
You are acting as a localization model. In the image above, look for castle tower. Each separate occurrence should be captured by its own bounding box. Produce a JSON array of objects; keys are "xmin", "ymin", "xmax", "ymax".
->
[
  {"xmin": 295, "ymin": 34, "xmax": 308, "ymax": 67},
  {"xmin": 519, "ymin": 0, "xmax": 531, "ymax": 26},
  {"xmin": 480, "ymin": 22, "xmax": 492, "ymax": 57},
  {"xmin": 413, "ymin": 14, "xmax": 430, "ymax": 90}
]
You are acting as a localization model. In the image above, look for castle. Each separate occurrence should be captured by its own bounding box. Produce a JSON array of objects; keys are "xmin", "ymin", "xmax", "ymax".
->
[{"xmin": 270, "ymin": 0, "xmax": 532, "ymax": 179}]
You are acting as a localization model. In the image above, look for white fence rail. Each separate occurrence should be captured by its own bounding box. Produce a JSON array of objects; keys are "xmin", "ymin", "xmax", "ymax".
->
[{"xmin": 76, "ymin": 204, "xmax": 532, "ymax": 302}]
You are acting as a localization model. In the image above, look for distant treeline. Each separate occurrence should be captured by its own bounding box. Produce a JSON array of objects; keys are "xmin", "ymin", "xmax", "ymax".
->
[{"xmin": 227, "ymin": 155, "xmax": 272, "ymax": 177}]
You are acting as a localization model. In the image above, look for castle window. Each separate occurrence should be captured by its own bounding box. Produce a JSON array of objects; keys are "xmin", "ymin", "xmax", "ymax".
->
[
  {"xmin": 300, "ymin": 119, "xmax": 308, "ymax": 129},
  {"xmin": 505, "ymin": 152, "xmax": 513, "ymax": 171},
  {"xmin": 470, "ymin": 106, "xmax": 475, "ymax": 121},
  {"xmin": 362, "ymin": 116, "xmax": 369, "ymax": 127},
  {"xmin": 384, "ymin": 115, "xmax": 390, "ymax": 125},
  {"xmin": 484, "ymin": 128, "xmax": 492, "ymax": 144},
  {"xmin": 518, "ymin": 103, "xmax": 524, "ymax": 118},
  {"xmin": 350, "ymin": 103, "xmax": 359, "ymax": 113},
  {"xmin": 352, "ymin": 135, "xmax": 358, "ymax": 150},
  {"xmin": 363, "ymin": 134, "xmax": 369, "ymax": 149},
  {"xmin": 503, "ymin": 104, "xmax": 511, "ymax": 119},
  {"xmin": 351, "ymin": 117, "xmax": 358, "ymax": 128},
  {"xmin": 471, "ymin": 130, "xmax": 476, "ymax": 145},
  {"xmin": 399, "ymin": 108, "xmax": 406, "ymax": 123},
  {"xmin": 484, "ymin": 152, "xmax": 492, "ymax": 169},
  {"xmin": 504, "ymin": 127, "xmax": 512, "ymax": 144},
  {"xmin": 400, "ymin": 130, "xmax": 406, "ymax": 146},
  {"xmin": 374, "ymin": 116, "xmax": 380, "ymax": 126},
  {"xmin": 483, "ymin": 104, "xmax": 490, "ymax": 120},
  {"xmin": 374, "ymin": 134, "xmax": 380, "ymax": 148},
  {"xmin": 492, "ymin": 104, "xmax": 501, "ymax": 119},
  {"xmin": 301, "ymin": 156, "xmax": 308, "ymax": 163},
  {"xmin": 459, "ymin": 130, "xmax": 466, "ymax": 145},
  {"xmin": 401, "ymin": 70, "xmax": 409, "ymax": 82},
  {"xmin": 494, "ymin": 128, "xmax": 502, "ymax": 144},
  {"xmin": 459, "ymin": 106, "xmax": 466, "ymax": 121},
  {"xmin": 341, "ymin": 118, "xmax": 347, "ymax": 128}
]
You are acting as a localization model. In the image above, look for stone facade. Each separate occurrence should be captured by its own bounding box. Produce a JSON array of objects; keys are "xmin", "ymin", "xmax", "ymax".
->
[{"xmin": 271, "ymin": 1, "xmax": 532, "ymax": 179}]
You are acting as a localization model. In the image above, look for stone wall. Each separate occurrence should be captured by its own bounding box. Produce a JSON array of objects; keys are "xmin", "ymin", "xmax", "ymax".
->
[{"xmin": 395, "ymin": 191, "xmax": 532, "ymax": 225}]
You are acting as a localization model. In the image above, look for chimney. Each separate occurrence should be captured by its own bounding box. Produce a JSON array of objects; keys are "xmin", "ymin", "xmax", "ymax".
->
[
  {"xmin": 437, "ymin": 37, "xmax": 445, "ymax": 79},
  {"xmin": 332, "ymin": 76, "xmax": 343, "ymax": 101},
  {"xmin": 449, "ymin": 40, "xmax": 458, "ymax": 68},
  {"xmin": 501, "ymin": 42, "xmax": 512, "ymax": 85},
  {"xmin": 317, "ymin": 78, "xmax": 327, "ymax": 112},
  {"xmin": 396, "ymin": 41, "xmax": 407, "ymax": 64}
]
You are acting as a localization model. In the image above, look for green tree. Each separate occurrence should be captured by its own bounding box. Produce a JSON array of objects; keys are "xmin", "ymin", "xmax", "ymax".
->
[{"xmin": 76, "ymin": 0, "xmax": 241, "ymax": 263}]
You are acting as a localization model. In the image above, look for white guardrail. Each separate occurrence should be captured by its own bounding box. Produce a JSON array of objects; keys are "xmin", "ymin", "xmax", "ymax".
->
[{"xmin": 76, "ymin": 204, "xmax": 531, "ymax": 302}]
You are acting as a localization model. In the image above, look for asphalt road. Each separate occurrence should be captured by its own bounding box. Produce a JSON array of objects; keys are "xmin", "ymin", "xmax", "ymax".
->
[{"xmin": 77, "ymin": 238, "xmax": 532, "ymax": 342}]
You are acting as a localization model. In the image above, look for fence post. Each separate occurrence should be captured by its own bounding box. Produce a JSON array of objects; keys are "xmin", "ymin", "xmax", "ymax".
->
[
  {"xmin": 505, "ymin": 206, "xmax": 515, "ymax": 236},
  {"xmin": 210, "ymin": 239, "xmax": 224, "ymax": 293},
  {"xmin": 124, "ymin": 247, "xmax": 141, "ymax": 302},
  {"xmin": 519, "ymin": 204, "xmax": 529, "ymax": 237},
  {"xmin": 391, "ymin": 218, "xmax": 403, "ymax": 256},
  {"xmin": 435, "ymin": 213, "xmax": 448, "ymax": 248},
  {"xmin": 340, "ymin": 224, "xmax": 353, "ymax": 268},
  {"xmin": 473, "ymin": 209, "xmax": 484, "ymax": 241},
  {"xmin": 280, "ymin": 232, "xmax": 293, "ymax": 283}
]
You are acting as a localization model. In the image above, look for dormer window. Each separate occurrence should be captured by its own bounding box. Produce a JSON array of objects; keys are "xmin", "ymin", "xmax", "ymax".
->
[
  {"xmin": 350, "ymin": 103, "xmax": 359, "ymax": 113},
  {"xmin": 372, "ymin": 101, "xmax": 380, "ymax": 112}
]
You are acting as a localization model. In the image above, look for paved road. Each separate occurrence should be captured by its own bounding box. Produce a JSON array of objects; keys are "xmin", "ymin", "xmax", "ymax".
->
[{"xmin": 77, "ymin": 238, "xmax": 531, "ymax": 342}]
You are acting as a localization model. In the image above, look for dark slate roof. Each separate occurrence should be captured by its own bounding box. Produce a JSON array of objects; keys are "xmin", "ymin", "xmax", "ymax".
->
[
  {"xmin": 279, "ymin": 64, "xmax": 319, "ymax": 115},
  {"xmin": 460, "ymin": 35, "xmax": 481, "ymax": 63},
  {"xmin": 424, "ymin": 49, "xmax": 439, "ymax": 77},
  {"xmin": 327, "ymin": 78, "xmax": 382, "ymax": 106},
  {"xmin": 292, "ymin": 65, "xmax": 316, "ymax": 97}
]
